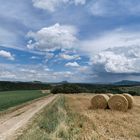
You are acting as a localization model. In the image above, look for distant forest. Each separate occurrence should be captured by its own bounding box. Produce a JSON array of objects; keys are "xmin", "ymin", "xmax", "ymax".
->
[
  {"xmin": 0, "ymin": 81, "xmax": 51, "ymax": 91},
  {"xmin": 51, "ymin": 83, "xmax": 140, "ymax": 96}
]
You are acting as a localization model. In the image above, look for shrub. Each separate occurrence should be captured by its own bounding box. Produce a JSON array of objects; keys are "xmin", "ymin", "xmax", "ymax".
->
[
  {"xmin": 128, "ymin": 91, "xmax": 139, "ymax": 96},
  {"xmin": 51, "ymin": 84, "xmax": 88, "ymax": 94}
]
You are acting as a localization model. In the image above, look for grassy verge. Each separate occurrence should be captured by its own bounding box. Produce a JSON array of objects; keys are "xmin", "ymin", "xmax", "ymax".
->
[
  {"xmin": 0, "ymin": 90, "xmax": 48, "ymax": 111},
  {"xmin": 18, "ymin": 95, "xmax": 97, "ymax": 140}
]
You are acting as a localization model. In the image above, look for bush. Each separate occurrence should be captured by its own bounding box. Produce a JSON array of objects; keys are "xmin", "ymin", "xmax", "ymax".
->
[
  {"xmin": 128, "ymin": 91, "xmax": 139, "ymax": 96},
  {"xmin": 51, "ymin": 84, "xmax": 88, "ymax": 94}
]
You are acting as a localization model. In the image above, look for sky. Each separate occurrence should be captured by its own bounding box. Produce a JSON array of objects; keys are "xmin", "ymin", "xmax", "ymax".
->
[{"xmin": 1, "ymin": 0, "xmax": 140, "ymax": 83}]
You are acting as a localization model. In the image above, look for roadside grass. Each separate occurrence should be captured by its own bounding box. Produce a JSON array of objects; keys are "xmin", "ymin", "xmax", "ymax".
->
[
  {"xmin": 0, "ymin": 90, "xmax": 48, "ymax": 111},
  {"xmin": 18, "ymin": 95, "xmax": 97, "ymax": 140}
]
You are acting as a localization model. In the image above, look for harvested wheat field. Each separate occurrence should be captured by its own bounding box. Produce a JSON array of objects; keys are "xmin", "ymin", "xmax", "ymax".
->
[
  {"xmin": 65, "ymin": 94, "xmax": 140, "ymax": 140},
  {"xmin": 18, "ymin": 94, "xmax": 140, "ymax": 140}
]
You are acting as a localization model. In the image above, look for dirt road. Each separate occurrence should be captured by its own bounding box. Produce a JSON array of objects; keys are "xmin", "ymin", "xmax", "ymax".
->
[{"xmin": 0, "ymin": 95, "xmax": 57, "ymax": 140}]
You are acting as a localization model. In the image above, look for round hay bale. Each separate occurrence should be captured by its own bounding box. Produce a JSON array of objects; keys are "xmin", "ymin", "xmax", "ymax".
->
[
  {"xmin": 108, "ymin": 95, "xmax": 128, "ymax": 112},
  {"xmin": 107, "ymin": 93, "xmax": 113, "ymax": 98},
  {"xmin": 123, "ymin": 93, "xmax": 134, "ymax": 109},
  {"xmin": 91, "ymin": 94, "xmax": 109, "ymax": 109}
]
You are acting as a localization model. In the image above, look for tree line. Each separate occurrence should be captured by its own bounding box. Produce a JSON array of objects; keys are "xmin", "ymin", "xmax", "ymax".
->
[{"xmin": 0, "ymin": 81, "xmax": 139, "ymax": 96}]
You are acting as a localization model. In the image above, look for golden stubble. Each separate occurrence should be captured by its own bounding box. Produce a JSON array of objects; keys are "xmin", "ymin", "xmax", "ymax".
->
[{"xmin": 65, "ymin": 94, "xmax": 140, "ymax": 140}]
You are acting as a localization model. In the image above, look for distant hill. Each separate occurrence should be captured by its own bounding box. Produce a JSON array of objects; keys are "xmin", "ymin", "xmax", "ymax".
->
[
  {"xmin": 113, "ymin": 80, "xmax": 140, "ymax": 86},
  {"xmin": 59, "ymin": 81, "xmax": 69, "ymax": 84}
]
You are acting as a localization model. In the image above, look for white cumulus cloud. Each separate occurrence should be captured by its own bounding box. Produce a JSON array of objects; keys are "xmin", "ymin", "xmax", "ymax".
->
[
  {"xmin": 92, "ymin": 46, "xmax": 140, "ymax": 74},
  {"xmin": 65, "ymin": 61, "xmax": 80, "ymax": 67},
  {"xmin": 27, "ymin": 23, "xmax": 78, "ymax": 52},
  {"xmin": 0, "ymin": 50, "xmax": 14, "ymax": 60}
]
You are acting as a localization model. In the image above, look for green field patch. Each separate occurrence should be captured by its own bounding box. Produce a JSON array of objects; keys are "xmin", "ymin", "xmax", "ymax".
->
[{"xmin": 0, "ymin": 90, "xmax": 48, "ymax": 111}]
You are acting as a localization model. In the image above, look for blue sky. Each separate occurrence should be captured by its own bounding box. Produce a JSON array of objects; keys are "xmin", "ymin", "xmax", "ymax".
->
[{"xmin": 1, "ymin": 0, "xmax": 140, "ymax": 82}]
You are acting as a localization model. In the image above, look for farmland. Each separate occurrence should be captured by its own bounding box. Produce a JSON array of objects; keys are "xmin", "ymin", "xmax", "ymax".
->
[
  {"xmin": 18, "ymin": 94, "xmax": 140, "ymax": 140},
  {"xmin": 0, "ymin": 90, "xmax": 48, "ymax": 111}
]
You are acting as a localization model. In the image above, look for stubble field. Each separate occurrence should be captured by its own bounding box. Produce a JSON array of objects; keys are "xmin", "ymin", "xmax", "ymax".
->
[{"xmin": 18, "ymin": 94, "xmax": 140, "ymax": 140}]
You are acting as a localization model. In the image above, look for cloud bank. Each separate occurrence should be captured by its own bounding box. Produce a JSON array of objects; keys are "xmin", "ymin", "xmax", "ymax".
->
[{"xmin": 89, "ymin": 0, "xmax": 140, "ymax": 17}]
